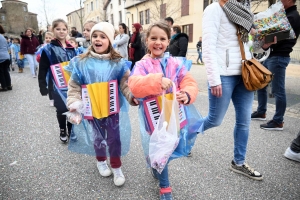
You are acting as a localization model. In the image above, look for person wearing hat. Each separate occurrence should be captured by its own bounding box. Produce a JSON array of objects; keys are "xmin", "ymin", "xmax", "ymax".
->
[{"xmin": 66, "ymin": 22, "xmax": 138, "ymax": 187}]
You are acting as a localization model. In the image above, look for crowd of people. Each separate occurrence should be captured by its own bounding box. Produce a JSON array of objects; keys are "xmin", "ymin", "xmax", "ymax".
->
[{"xmin": 0, "ymin": 0, "xmax": 300, "ymax": 199}]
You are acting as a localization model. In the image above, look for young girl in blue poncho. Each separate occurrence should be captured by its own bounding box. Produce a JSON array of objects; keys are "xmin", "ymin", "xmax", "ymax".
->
[{"xmin": 67, "ymin": 22, "xmax": 138, "ymax": 187}]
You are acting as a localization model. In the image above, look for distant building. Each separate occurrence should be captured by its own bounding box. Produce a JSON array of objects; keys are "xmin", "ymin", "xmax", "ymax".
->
[
  {"xmin": 66, "ymin": 8, "xmax": 85, "ymax": 33},
  {"xmin": 0, "ymin": 0, "xmax": 38, "ymax": 35}
]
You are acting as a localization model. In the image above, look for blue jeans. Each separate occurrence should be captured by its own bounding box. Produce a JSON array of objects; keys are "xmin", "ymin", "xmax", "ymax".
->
[
  {"xmin": 152, "ymin": 165, "xmax": 169, "ymax": 188},
  {"xmin": 202, "ymin": 76, "xmax": 254, "ymax": 164},
  {"xmin": 256, "ymin": 56, "xmax": 290, "ymax": 124},
  {"xmin": 197, "ymin": 51, "xmax": 203, "ymax": 63}
]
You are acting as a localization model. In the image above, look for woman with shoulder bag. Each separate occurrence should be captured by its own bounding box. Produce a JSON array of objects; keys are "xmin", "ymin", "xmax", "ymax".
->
[{"xmin": 200, "ymin": 0, "xmax": 264, "ymax": 180}]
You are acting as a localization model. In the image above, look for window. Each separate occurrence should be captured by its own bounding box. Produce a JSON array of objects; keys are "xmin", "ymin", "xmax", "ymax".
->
[
  {"xmin": 160, "ymin": 3, "xmax": 166, "ymax": 19},
  {"xmin": 145, "ymin": 9, "xmax": 150, "ymax": 24},
  {"xmin": 1, "ymin": 15, "xmax": 5, "ymax": 21},
  {"xmin": 119, "ymin": 11, "xmax": 122, "ymax": 24},
  {"xmin": 97, "ymin": 16, "xmax": 100, "ymax": 22},
  {"xmin": 86, "ymin": 4, "xmax": 89, "ymax": 13},
  {"xmin": 203, "ymin": 0, "xmax": 210, "ymax": 11},
  {"xmin": 96, "ymin": 0, "xmax": 98, "ymax": 8},
  {"xmin": 182, "ymin": 24, "xmax": 193, "ymax": 42},
  {"xmin": 23, "ymin": 6, "xmax": 27, "ymax": 11},
  {"xmin": 91, "ymin": 2, "xmax": 94, "ymax": 11},
  {"xmin": 119, "ymin": 0, "xmax": 121, "ymax": 5},
  {"xmin": 25, "ymin": 16, "xmax": 28, "ymax": 21},
  {"xmin": 139, "ymin": 11, "xmax": 144, "ymax": 25},
  {"xmin": 181, "ymin": 0, "xmax": 189, "ymax": 16},
  {"xmin": 110, "ymin": 3, "xmax": 113, "ymax": 10},
  {"xmin": 111, "ymin": 14, "xmax": 114, "ymax": 25}
]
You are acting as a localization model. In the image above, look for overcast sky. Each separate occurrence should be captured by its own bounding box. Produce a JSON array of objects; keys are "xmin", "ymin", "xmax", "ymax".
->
[{"xmin": 0, "ymin": 0, "xmax": 81, "ymax": 28}]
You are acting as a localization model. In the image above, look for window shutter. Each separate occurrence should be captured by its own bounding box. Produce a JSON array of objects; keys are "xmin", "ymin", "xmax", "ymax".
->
[
  {"xmin": 160, "ymin": 3, "xmax": 166, "ymax": 19},
  {"xmin": 181, "ymin": 0, "xmax": 189, "ymax": 16},
  {"xmin": 188, "ymin": 24, "xmax": 193, "ymax": 42}
]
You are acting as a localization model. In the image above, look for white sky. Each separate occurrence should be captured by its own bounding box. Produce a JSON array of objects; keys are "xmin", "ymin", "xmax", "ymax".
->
[{"xmin": 0, "ymin": 0, "xmax": 82, "ymax": 28}]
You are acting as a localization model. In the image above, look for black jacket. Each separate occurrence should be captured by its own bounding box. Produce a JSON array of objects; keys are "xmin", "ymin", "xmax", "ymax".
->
[
  {"xmin": 130, "ymin": 32, "xmax": 144, "ymax": 62},
  {"xmin": 196, "ymin": 41, "xmax": 202, "ymax": 52},
  {"xmin": 169, "ymin": 33, "xmax": 189, "ymax": 57},
  {"xmin": 38, "ymin": 39, "xmax": 76, "ymax": 95},
  {"xmin": 269, "ymin": 5, "xmax": 300, "ymax": 57}
]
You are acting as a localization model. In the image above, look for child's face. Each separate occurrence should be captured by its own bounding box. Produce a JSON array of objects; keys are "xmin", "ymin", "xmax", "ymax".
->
[
  {"xmin": 83, "ymin": 23, "xmax": 94, "ymax": 40},
  {"xmin": 13, "ymin": 39, "xmax": 19, "ymax": 44},
  {"xmin": 44, "ymin": 35, "xmax": 53, "ymax": 44},
  {"xmin": 53, "ymin": 22, "xmax": 68, "ymax": 41},
  {"xmin": 146, "ymin": 26, "xmax": 170, "ymax": 58},
  {"xmin": 69, "ymin": 40, "xmax": 78, "ymax": 48},
  {"xmin": 91, "ymin": 31, "xmax": 109, "ymax": 54}
]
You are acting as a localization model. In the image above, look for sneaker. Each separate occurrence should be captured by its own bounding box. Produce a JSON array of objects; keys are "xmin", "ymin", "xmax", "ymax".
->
[
  {"xmin": 112, "ymin": 167, "xmax": 125, "ymax": 186},
  {"xmin": 150, "ymin": 168, "xmax": 159, "ymax": 180},
  {"xmin": 260, "ymin": 120, "xmax": 283, "ymax": 131},
  {"xmin": 60, "ymin": 129, "xmax": 68, "ymax": 143},
  {"xmin": 33, "ymin": 75, "xmax": 36, "ymax": 78},
  {"xmin": 187, "ymin": 151, "xmax": 192, "ymax": 157},
  {"xmin": 97, "ymin": 161, "xmax": 112, "ymax": 177},
  {"xmin": 230, "ymin": 160, "xmax": 263, "ymax": 180},
  {"xmin": 7, "ymin": 85, "xmax": 12, "ymax": 90},
  {"xmin": 160, "ymin": 187, "xmax": 173, "ymax": 200},
  {"xmin": 251, "ymin": 111, "xmax": 266, "ymax": 121},
  {"xmin": 284, "ymin": 147, "xmax": 300, "ymax": 162},
  {"xmin": 49, "ymin": 100, "xmax": 54, "ymax": 107}
]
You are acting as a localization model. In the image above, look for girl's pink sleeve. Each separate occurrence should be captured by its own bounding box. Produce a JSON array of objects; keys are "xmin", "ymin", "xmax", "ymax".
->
[
  {"xmin": 128, "ymin": 73, "xmax": 163, "ymax": 98},
  {"xmin": 179, "ymin": 72, "xmax": 198, "ymax": 104}
]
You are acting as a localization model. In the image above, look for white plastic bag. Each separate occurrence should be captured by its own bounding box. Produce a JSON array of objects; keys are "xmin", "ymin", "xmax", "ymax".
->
[
  {"xmin": 63, "ymin": 101, "xmax": 85, "ymax": 125},
  {"xmin": 149, "ymin": 82, "xmax": 180, "ymax": 174}
]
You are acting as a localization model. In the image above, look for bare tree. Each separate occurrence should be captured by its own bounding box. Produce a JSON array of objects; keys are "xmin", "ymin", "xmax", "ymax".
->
[
  {"xmin": 41, "ymin": 0, "xmax": 50, "ymax": 26},
  {"xmin": 251, "ymin": 0, "xmax": 277, "ymax": 12}
]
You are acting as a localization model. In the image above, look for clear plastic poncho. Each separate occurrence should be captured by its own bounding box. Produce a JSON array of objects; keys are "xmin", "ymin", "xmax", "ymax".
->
[
  {"xmin": 130, "ymin": 55, "xmax": 203, "ymax": 166},
  {"xmin": 66, "ymin": 56, "xmax": 132, "ymax": 157}
]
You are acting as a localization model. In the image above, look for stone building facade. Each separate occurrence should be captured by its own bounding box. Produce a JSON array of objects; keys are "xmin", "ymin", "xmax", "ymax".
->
[{"xmin": 0, "ymin": 0, "xmax": 38, "ymax": 35}]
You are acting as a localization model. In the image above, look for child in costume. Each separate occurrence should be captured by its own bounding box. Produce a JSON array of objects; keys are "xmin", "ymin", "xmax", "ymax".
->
[
  {"xmin": 128, "ymin": 22, "xmax": 202, "ymax": 200},
  {"xmin": 10, "ymin": 38, "xmax": 23, "ymax": 73},
  {"xmin": 68, "ymin": 37, "xmax": 83, "ymax": 55},
  {"xmin": 75, "ymin": 20, "xmax": 97, "ymax": 53},
  {"xmin": 38, "ymin": 19, "xmax": 76, "ymax": 142},
  {"xmin": 36, "ymin": 32, "xmax": 54, "ymax": 63},
  {"xmin": 66, "ymin": 22, "xmax": 138, "ymax": 186}
]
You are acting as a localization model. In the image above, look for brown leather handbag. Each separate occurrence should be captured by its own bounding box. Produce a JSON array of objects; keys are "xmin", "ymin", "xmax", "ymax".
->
[{"xmin": 237, "ymin": 27, "xmax": 273, "ymax": 91}]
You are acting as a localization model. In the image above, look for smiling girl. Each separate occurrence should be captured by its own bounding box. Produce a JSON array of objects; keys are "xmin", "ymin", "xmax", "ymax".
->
[
  {"xmin": 38, "ymin": 19, "xmax": 76, "ymax": 143},
  {"xmin": 66, "ymin": 22, "xmax": 138, "ymax": 187}
]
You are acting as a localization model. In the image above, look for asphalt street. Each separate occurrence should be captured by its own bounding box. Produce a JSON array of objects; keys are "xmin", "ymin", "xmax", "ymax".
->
[{"xmin": 1, "ymin": 64, "xmax": 300, "ymax": 200}]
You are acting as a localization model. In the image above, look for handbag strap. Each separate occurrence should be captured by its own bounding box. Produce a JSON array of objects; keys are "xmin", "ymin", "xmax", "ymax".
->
[{"xmin": 236, "ymin": 25, "xmax": 246, "ymax": 61}]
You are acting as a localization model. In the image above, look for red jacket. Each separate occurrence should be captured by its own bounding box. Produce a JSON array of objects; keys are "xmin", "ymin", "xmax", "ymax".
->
[{"xmin": 20, "ymin": 35, "xmax": 39, "ymax": 55}]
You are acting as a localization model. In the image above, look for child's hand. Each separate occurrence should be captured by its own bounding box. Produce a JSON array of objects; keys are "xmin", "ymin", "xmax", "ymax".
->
[
  {"xmin": 161, "ymin": 77, "xmax": 172, "ymax": 90},
  {"xmin": 176, "ymin": 91, "xmax": 189, "ymax": 104},
  {"xmin": 69, "ymin": 108, "xmax": 76, "ymax": 112},
  {"xmin": 133, "ymin": 97, "xmax": 139, "ymax": 105}
]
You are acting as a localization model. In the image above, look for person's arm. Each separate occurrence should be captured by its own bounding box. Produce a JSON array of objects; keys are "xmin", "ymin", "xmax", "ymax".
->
[
  {"xmin": 177, "ymin": 37, "xmax": 188, "ymax": 57},
  {"xmin": 120, "ymin": 70, "xmax": 138, "ymax": 106},
  {"xmin": 38, "ymin": 51, "xmax": 50, "ymax": 96},
  {"xmin": 178, "ymin": 72, "xmax": 198, "ymax": 104},
  {"xmin": 20, "ymin": 39, "xmax": 25, "ymax": 55},
  {"xmin": 67, "ymin": 60, "xmax": 82, "ymax": 107},
  {"xmin": 114, "ymin": 34, "xmax": 129, "ymax": 46}
]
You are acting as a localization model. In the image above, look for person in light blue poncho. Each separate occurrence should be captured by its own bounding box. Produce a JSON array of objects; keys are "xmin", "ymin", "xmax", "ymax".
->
[{"xmin": 67, "ymin": 22, "xmax": 138, "ymax": 187}]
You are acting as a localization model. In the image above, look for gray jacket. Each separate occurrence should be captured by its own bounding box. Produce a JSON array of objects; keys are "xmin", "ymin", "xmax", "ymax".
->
[{"xmin": 114, "ymin": 34, "xmax": 129, "ymax": 60}]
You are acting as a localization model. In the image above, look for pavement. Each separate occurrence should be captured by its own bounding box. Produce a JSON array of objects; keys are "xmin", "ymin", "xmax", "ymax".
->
[{"xmin": 1, "ymin": 64, "xmax": 300, "ymax": 200}]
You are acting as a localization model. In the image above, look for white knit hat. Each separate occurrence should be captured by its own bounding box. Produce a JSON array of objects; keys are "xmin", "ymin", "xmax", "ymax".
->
[{"xmin": 90, "ymin": 22, "xmax": 115, "ymax": 44}]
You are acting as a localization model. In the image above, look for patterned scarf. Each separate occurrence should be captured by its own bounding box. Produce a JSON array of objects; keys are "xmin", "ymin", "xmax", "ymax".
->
[{"xmin": 221, "ymin": 0, "xmax": 254, "ymax": 42}]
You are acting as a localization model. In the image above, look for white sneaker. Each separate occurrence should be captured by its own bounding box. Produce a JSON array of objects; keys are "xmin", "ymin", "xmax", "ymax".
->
[
  {"xmin": 49, "ymin": 100, "xmax": 54, "ymax": 107},
  {"xmin": 32, "ymin": 75, "xmax": 36, "ymax": 78},
  {"xmin": 97, "ymin": 161, "xmax": 112, "ymax": 177},
  {"xmin": 112, "ymin": 167, "xmax": 125, "ymax": 186},
  {"xmin": 284, "ymin": 147, "xmax": 300, "ymax": 162}
]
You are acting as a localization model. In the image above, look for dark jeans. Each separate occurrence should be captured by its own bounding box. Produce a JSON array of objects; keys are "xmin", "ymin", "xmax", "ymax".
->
[
  {"xmin": 89, "ymin": 114, "xmax": 121, "ymax": 168},
  {"xmin": 291, "ymin": 130, "xmax": 300, "ymax": 153},
  {"xmin": 0, "ymin": 59, "xmax": 11, "ymax": 89},
  {"xmin": 197, "ymin": 51, "xmax": 203, "ymax": 63},
  {"xmin": 256, "ymin": 56, "xmax": 290, "ymax": 124}
]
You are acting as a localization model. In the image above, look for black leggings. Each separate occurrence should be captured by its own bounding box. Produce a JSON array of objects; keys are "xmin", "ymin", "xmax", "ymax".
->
[
  {"xmin": 0, "ymin": 59, "xmax": 11, "ymax": 89},
  {"xmin": 52, "ymin": 91, "xmax": 72, "ymax": 132}
]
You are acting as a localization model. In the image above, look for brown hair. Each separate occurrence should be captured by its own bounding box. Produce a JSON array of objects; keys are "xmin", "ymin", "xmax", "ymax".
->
[
  {"xmin": 172, "ymin": 25, "xmax": 181, "ymax": 34},
  {"xmin": 52, "ymin": 18, "xmax": 68, "ymax": 31},
  {"xmin": 13, "ymin": 38, "xmax": 21, "ymax": 43},
  {"xmin": 0, "ymin": 24, "xmax": 5, "ymax": 34},
  {"xmin": 25, "ymin": 28, "xmax": 33, "ymax": 34},
  {"xmin": 84, "ymin": 20, "xmax": 97, "ymax": 27},
  {"xmin": 145, "ymin": 21, "xmax": 171, "ymax": 54},
  {"xmin": 79, "ymin": 42, "xmax": 122, "ymax": 61}
]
